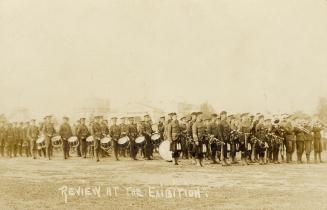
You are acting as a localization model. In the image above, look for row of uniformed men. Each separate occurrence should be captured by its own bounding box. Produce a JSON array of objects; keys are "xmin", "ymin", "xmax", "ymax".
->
[
  {"xmin": 0, "ymin": 115, "xmax": 155, "ymax": 162},
  {"xmin": 0, "ymin": 112, "xmax": 324, "ymax": 166},
  {"xmin": 160, "ymin": 111, "xmax": 324, "ymax": 166}
]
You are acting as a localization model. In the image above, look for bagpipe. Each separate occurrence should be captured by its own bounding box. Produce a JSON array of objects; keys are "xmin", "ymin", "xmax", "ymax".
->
[
  {"xmin": 208, "ymin": 135, "xmax": 225, "ymax": 145},
  {"xmin": 266, "ymin": 132, "xmax": 284, "ymax": 144}
]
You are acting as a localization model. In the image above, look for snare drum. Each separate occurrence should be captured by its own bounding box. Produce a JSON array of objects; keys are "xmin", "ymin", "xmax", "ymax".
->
[
  {"xmin": 151, "ymin": 133, "xmax": 161, "ymax": 145},
  {"xmin": 100, "ymin": 137, "xmax": 112, "ymax": 150},
  {"xmin": 51, "ymin": 135, "xmax": 62, "ymax": 148},
  {"xmin": 68, "ymin": 136, "xmax": 79, "ymax": 148},
  {"xmin": 86, "ymin": 136, "xmax": 94, "ymax": 146},
  {"xmin": 135, "ymin": 136, "xmax": 145, "ymax": 147},
  {"xmin": 36, "ymin": 136, "xmax": 46, "ymax": 149},
  {"xmin": 118, "ymin": 136, "xmax": 130, "ymax": 147}
]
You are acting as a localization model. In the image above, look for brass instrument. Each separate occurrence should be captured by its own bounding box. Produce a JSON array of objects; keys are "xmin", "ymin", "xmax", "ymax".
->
[{"xmin": 294, "ymin": 123, "xmax": 311, "ymax": 135}]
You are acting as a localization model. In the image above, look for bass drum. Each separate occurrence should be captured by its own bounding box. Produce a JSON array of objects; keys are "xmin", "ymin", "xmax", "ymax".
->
[{"xmin": 159, "ymin": 140, "xmax": 172, "ymax": 161}]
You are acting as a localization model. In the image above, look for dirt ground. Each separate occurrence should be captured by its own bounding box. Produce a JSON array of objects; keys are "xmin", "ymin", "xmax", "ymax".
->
[{"xmin": 0, "ymin": 151, "xmax": 326, "ymax": 210}]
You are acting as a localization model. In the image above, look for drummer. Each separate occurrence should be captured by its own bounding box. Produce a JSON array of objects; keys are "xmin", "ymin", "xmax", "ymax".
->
[
  {"xmin": 109, "ymin": 117, "xmax": 121, "ymax": 161},
  {"xmin": 59, "ymin": 117, "xmax": 73, "ymax": 159},
  {"xmin": 127, "ymin": 117, "xmax": 138, "ymax": 160},
  {"xmin": 119, "ymin": 117, "xmax": 129, "ymax": 157}
]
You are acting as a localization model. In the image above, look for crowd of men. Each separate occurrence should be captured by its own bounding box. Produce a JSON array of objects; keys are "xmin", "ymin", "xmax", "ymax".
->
[{"xmin": 0, "ymin": 111, "xmax": 325, "ymax": 167}]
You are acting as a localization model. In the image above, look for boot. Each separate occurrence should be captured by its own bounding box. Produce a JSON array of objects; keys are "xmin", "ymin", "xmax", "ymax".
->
[
  {"xmin": 286, "ymin": 153, "xmax": 289, "ymax": 163},
  {"xmin": 319, "ymin": 153, "xmax": 323, "ymax": 163},
  {"xmin": 314, "ymin": 152, "xmax": 318, "ymax": 163},
  {"xmin": 195, "ymin": 159, "xmax": 201, "ymax": 167},
  {"xmin": 306, "ymin": 154, "xmax": 310, "ymax": 164},
  {"xmin": 222, "ymin": 159, "xmax": 230, "ymax": 166},
  {"xmin": 174, "ymin": 158, "xmax": 179, "ymax": 165},
  {"xmin": 199, "ymin": 159, "xmax": 204, "ymax": 167},
  {"xmin": 231, "ymin": 157, "xmax": 238, "ymax": 164},
  {"xmin": 259, "ymin": 157, "xmax": 264, "ymax": 165}
]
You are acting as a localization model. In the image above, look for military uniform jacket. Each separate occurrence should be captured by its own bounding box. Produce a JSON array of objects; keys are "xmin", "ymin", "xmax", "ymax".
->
[
  {"xmin": 218, "ymin": 120, "xmax": 231, "ymax": 142},
  {"xmin": 59, "ymin": 123, "xmax": 73, "ymax": 140},
  {"xmin": 27, "ymin": 125, "xmax": 39, "ymax": 141},
  {"xmin": 100, "ymin": 123, "xmax": 109, "ymax": 137},
  {"xmin": 120, "ymin": 123, "xmax": 129, "ymax": 137},
  {"xmin": 163, "ymin": 120, "xmax": 171, "ymax": 140},
  {"xmin": 207, "ymin": 121, "xmax": 219, "ymax": 138},
  {"xmin": 140, "ymin": 122, "xmax": 152, "ymax": 136},
  {"xmin": 303, "ymin": 125, "xmax": 313, "ymax": 141},
  {"xmin": 187, "ymin": 120, "xmax": 196, "ymax": 138},
  {"xmin": 192, "ymin": 120, "xmax": 206, "ymax": 142},
  {"xmin": 6, "ymin": 127, "xmax": 15, "ymax": 141},
  {"xmin": 109, "ymin": 125, "xmax": 121, "ymax": 140},
  {"xmin": 255, "ymin": 123, "xmax": 266, "ymax": 141},
  {"xmin": 128, "ymin": 124, "xmax": 138, "ymax": 140},
  {"xmin": 13, "ymin": 127, "xmax": 19, "ymax": 141},
  {"xmin": 294, "ymin": 127, "xmax": 306, "ymax": 141},
  {"xmin": 18, "ymin": 127, "xmax": 25, "ymax": 140},
  {"xmin": 43, "ymin": 123, "xmax": 56, "ymax": 137},
  {"xmin": 76, "ymin": 124, "xmax": 89, "ymax": 139},
  {"xmin": 167, "ymin": 120, "xmax": 180, "ymax": 141},
  {"xmin": 0, "ymin": 126, "xmax": 5, "ymax": 142},
  {"xmin": 282, "ymin": 122, "xmax": 294, "ymax": 141},
  {"xmin": 92, "ymin": 122, "xmax": 102, "ymax": 140},
  {"xmin": 158, "ymin": 122, "xmax": 165, "ymax": 139},
  {"xmin": 312, "ymin": 126, "xmax": 322, "ymax": 140}
]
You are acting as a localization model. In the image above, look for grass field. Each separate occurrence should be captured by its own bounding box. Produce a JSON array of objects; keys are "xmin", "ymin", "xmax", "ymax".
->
[{"xmin": 0, "ymin": 152, "xmax": 326, "ymax": 210}]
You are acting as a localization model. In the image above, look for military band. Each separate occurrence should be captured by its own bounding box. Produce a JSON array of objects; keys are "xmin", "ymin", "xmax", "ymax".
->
[{"xmin": 0, "ymin": 112, "xmax": 325, "ymax": 167}]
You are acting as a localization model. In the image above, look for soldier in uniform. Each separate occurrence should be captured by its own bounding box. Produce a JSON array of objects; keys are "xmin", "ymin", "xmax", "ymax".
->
[
  {"xmin": 13, "ymin": 122, "xmax": 19, "ymax": 157},
  {"xmin": 303, "ymin": 120, "xmax": 313, "ymax": 163},
  {"xmin": 23, "ymin": 122, "xmax": 30, "ymax": 157},
  {"xmin": 264, "ymin": 118, "xmax": 273, "ymax": 163},
  {"xmin": 167, "ymin": 113, "xmax": 181, "ymax": 165},
  {"xmin": 59, "ymin": 117, "xmax": 73, "ymax": 159},
  {"xmin": 229, "ymin": 116, "xmax": 239, "ymax": 164},
  {"xmin": 294, "ymin": 119, "xmax": 306, "ymax": 164},
  {"xmin": 207, "ymin": 113, "xmax": 219, "ymax": 164},
  {"xmin": 0, "ymin": 122, "xmax": 6, "ymax": 157},
  {"xmin": 158, "ymin": 116, "xmax": 165, "ymax": 144},
  {"xmin": 119, "ymin": 117, "xmax": 129, "ymax": 157},
  {"xmin": 109, "ymin": 117, "xmax": 121, "ymax": 161},
  {"xmin": 27, "ymin": 119, "xmax": 39, "ymax": 159},
  {"xmin": 312, "ymin": 122, "xmax": 324, "ymax": 163},
  {"xmin": 139, "ymin": 115, "xmax": 153, "ymax": 160},
  {"xmin": 179, "ymin": 116, "xmax": 188, "ymax": 159},
  {"xmin": 127, "ymin": 117, "xmax": 138, "ymax": 160},
  {"xmin": 100, "ymin": 119, "xmax": 110, "ymax": 157},
  {"xmin": 92, "ymin": 116, "xmax": 103, "ymax": 162},
  {"xmin": 255, "ymin": 115, "xmax": 266, "ymax": 165},
  {"xmin": 192, "ymin": 112, "xmax": 207, "ymax": 167},
  {"xmin": 271, "ymin": 119, "xmax": 283, "ymax": 164},
  {"xmin": 187, "ymin": 112, "xmax": 197, "ymax": 163},
  {"xmin": 76, "ymin": 118, "xmax": 90, "ymax": 158},
  {"xmin": 75, "ymin": 119, "xmax": 81, "ymax": 157},
  {"xmin": 282, "ymin": 116, "xmax": 295, "ymax": 163},
  {"xmin": 6, "ymin": 123, "xmax": 15, "ymax": 158},
  {"xmin": 17, "ymin": 122, "xmax": 25, "ymax": 156},
  {"xmin": 218, "ymin": 111, "xmax": 231, "ymax": 166},
  {"xmin": 238, "ymin": 113, "xmax": 252, "ymax": 165},
  {"xmin": 43, "ymin": 116, "xmax": 56, "ymax": 160}
]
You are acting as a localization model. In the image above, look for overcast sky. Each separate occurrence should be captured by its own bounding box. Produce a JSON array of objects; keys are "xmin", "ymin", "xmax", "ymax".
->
[{"xmin": 1, "ymin": 0, "xmax": 327, "ymax": 117}]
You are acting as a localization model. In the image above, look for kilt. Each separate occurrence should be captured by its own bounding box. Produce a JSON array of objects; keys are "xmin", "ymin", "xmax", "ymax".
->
[{"xmin": 192, "ymin": 141, "xmax": 206, "ymax": 159}]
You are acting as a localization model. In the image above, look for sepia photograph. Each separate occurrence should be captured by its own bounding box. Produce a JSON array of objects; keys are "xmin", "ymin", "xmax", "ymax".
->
[{"xmin": 1, "ymin": 0, "xmax": 327, "ymax": 209}]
